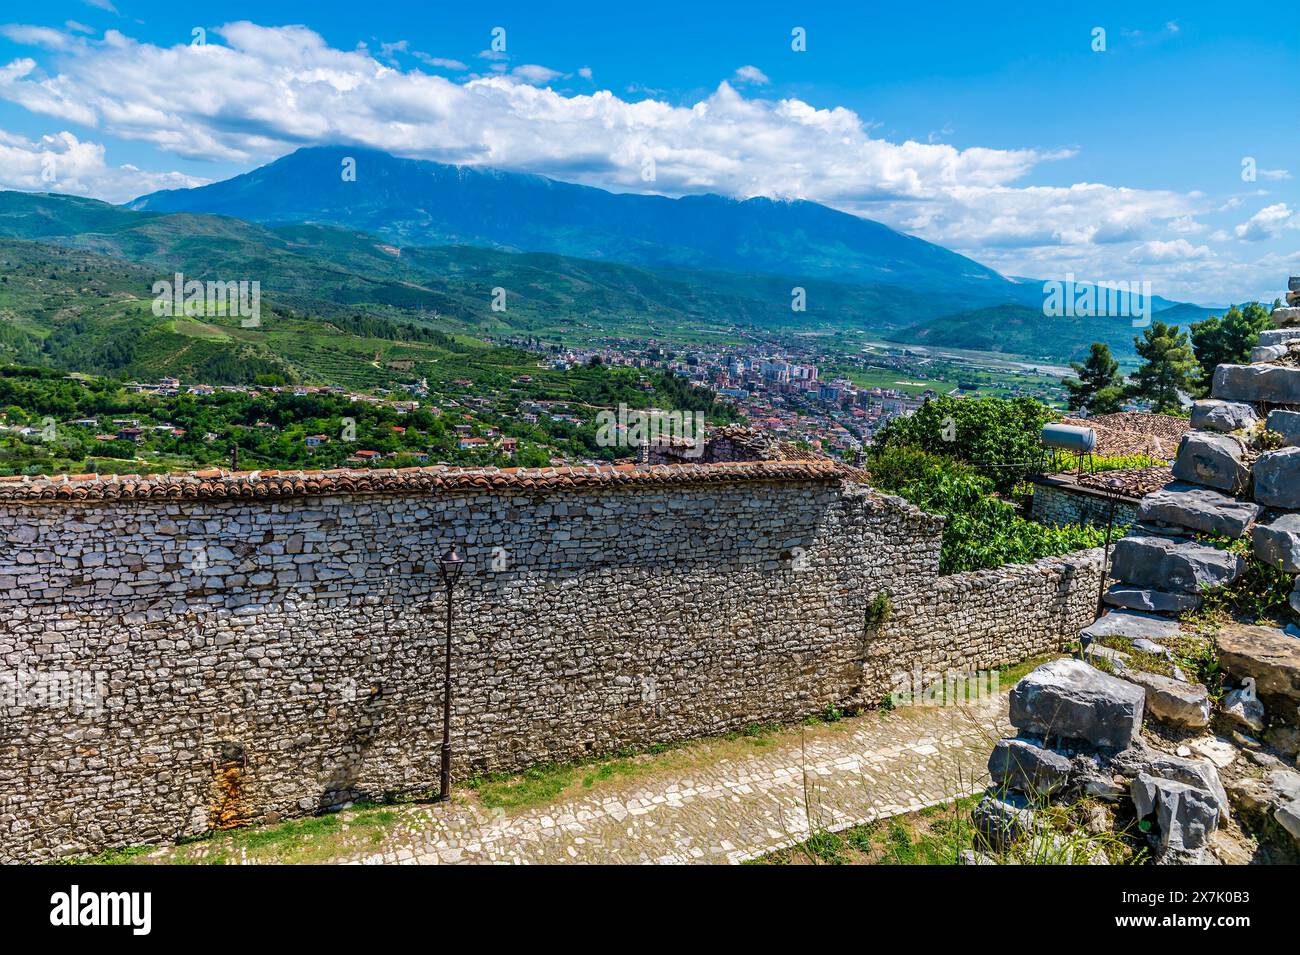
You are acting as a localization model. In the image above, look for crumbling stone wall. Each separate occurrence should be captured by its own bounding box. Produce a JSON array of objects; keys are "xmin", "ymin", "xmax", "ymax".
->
[{"xmin": 0, "ymin": 475, "xmax": 1101, "ymax": 861}]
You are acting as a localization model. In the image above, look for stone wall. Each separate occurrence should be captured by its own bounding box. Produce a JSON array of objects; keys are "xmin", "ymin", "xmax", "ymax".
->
[
  {"xmin": 0, "ymin": 465, "xmax": 1101, "ymax": 862},
  {"xmin": 1032, "ymin": 480, "xmax": 1138, "ymax": 530}
]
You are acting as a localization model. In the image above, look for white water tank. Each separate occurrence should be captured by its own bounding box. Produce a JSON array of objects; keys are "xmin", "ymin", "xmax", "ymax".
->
[{"xmin": 1040, "ymin": 423, "xmax": 1096, "ymax": 454}]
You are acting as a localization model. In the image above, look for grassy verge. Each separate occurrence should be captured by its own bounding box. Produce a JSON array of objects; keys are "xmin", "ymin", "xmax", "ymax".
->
[
  {"xmin": 756, "ymin": 790, "xmax": 1144, "ymax": 866},
  {"xmin": 58, "ymin": 655, "xmax": 1050, "ymax": 865},
  {"xmin": 752, "ymin": 796, "xmax": 985, "ymax": 865},
  {"xmin": 64, "ymin": 802, "xmax": 407, "ymax": 866}
]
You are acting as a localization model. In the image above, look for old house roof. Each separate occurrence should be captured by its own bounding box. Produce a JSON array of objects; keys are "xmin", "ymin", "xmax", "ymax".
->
[
  {"xmin": 1059, "ymin": 412, "xmax": 1190, "ymax": 460},
  {"xmin": 1077, "ymin": 465, "xmax": 1175, "ymax": 498}
]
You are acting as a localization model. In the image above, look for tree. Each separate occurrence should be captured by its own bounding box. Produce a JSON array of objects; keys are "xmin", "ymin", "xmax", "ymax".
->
[
  {"xmin": 1189, "ymin": 302, "xmax": 1274, "ymax": 396},
  {"xmin": 871, "ymin": 394, "xmax": 1054, "ymax": 493},
  {"xmin": 1064, "ymin": 342, "xmax": 1125, "ymax": 415},
  {"xmin": 1129, "ymin": 322, "xmax": 1195, "ymax": 415}
]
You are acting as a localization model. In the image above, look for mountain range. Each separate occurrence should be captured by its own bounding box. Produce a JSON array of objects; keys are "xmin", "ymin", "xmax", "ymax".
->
[
  {"xmin": 132, "ymin": 146, "xmax": 1023, "ymax": 302},
  {"xmin": 0, "ymin": 146, "xmax": 1225, "ymax": 385}
]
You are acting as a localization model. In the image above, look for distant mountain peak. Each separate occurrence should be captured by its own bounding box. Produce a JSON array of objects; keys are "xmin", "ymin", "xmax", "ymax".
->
[{"xmin": 129, "ymin": 145, "xmax": 1018, "ymax": 300}]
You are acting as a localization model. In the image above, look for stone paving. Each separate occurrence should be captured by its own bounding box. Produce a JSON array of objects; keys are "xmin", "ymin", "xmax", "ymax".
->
[{"xmin": 338, "ymin": 694, "xmax": 1011, "ymax": 865}]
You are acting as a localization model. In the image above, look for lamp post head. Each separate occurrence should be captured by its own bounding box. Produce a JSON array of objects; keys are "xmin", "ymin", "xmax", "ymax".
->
[{"xmin": 438, "ymin": 545, "xmax": 465, "ymax": 588}]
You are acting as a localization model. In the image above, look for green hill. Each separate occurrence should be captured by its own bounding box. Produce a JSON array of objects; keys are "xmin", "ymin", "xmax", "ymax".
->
[
  {"xmin": 0, "ymin": 191, "xmax": 939, "ymax": 349},
  {"xmin": 886, "ymin": 301, "xmax": 1218, "ymax": 364}
]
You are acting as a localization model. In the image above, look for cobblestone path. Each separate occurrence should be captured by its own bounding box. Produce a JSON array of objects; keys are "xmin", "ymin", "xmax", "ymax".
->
[{"xmin": 338, "ymin": 694, "xmax": 1011, "ymax": 865}]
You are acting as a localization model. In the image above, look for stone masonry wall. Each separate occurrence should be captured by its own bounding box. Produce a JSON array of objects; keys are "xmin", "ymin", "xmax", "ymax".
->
[
  {"xmin": 1032, "ymin": 481, "xmax": 1138, "ymax": 530},
  {"xmin": 0, "ymin": 474, "xmax": 1101, "ymax": 861}
]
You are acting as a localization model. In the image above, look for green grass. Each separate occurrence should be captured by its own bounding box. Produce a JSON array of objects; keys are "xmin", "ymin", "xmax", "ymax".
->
[
  {"xmin": 758, "ymin": 788, "xmax": 1142, "ymax": 866},
  {"xmin": 753, "ymin": 795, "xmax": 984, "ymax": 865},
  {"xmin": 52, "ymin": 655, "xmax": 1042, "ymax": 865},
  {"xmin": 62, "ymin": 801, "xmax": 410, "ymax": 866}
]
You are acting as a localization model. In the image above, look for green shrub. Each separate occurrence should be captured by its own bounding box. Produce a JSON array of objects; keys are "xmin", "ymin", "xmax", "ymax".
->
[
  {"xmin": 872, "ymin": 395, "xmax": 1055, "ymax": 493},
  {"xmin": 1198, "ymin": 535, "xmax": 1297, "ymax": 625},
  {"xmin": 1050, "ymin": 451, "xmax": 1164, "ymax": 472},
  {"xmin": 868, "ymin": 447, "xmax": 1106, "ymax": 574}
]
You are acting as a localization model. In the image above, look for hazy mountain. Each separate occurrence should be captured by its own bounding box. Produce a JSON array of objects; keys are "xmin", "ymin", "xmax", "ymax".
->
[
  {"xmin": 888, "ymin": 301, "xmax": 1221, "ymax": 364},
  {"xmin": 0, "ymin": 192, "xmax": 946, "ymax": 383},
  {"xmin": 130, "ymin": 146, "xmax": 1035, "ymax": 304}
]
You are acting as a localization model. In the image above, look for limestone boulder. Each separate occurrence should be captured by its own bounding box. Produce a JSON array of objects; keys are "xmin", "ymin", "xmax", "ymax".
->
[
  {"xmin": 1292, "ymin": 578, "xmax": 1300, "ymax": 617},
  {"xmin": 1215, "ymin": 623, "xmax": 1300, "ymax": 705},
  {"xmin": 1118, "ymin": 751, "xmax": 1232, "ymax": 823},
  {"xmin": 1110, "ymin": 536, "xmax": 1245, "ymax": 594},
  {"xmin": 1268, "ymin": 409, "xmax": 1300, "ymax": 447},
  {"xmin": 1009, "ymin": 658, "xmax": 1145, "ymax": 750},
  {"xmin": 1222, "ymin": 684, "xmax": 1265, "ymax": 732},
  {"xmin": 1190, "ymin": 400, "xmax": 1259, "ymax": 433},
  {"xmin": 1258, "ymin": 328, "xmax": 1300, "ymax": 347},
  {"xmin": 1252, "ymin": 513, "xmax": 1300, "ymax": 573},
  {"xmin": 971, "ymin": 791, "xmax": 1035, "ymax": 851},
  {"xmin": 1117, "ymin": 669, "xmax": 1210, "ymax": 729},
  {"xmin": 987, "ymin": 738, "xmax": 1072, "ymax": 798},
  {"xmin": 1254, "ymin": 447, "xmax": 1300, "ymax": 508},
  {"xmin": 1277, "ymin": 801, "xmax": 1300, "ymax": 847},
  {"xmin": 1081, "ymin": 609, "xmax": 1182, "ymax": 643},
  {"xmin": 1170, "ymin": 432, "xmax": 1250, "ymax": 493},
  {"xmin": 1132, "ymin": 773, "xmax": 1220, "ymax": 851},
  {"xmin": 1272, "ymin": 306, "xmax": 1300, "ymax": 326},
  {"xmin": 1136, "ymin": 482, "xmax": 1261, "ymax": 538},
  {"xmin": 1103, "ymin": 585, "xmax": 1200, "ymax": 614},
  {"xmin": 1252, "ymin": 344, "xmax": 1291, "ymax": 363},
  {"xmin": 1213, "ymin": 363, "xmax": 1300, "ymax": 404},
  {"xmin": 1160, "ymin": 758, "xmax": 1229, "ymax": 821}
]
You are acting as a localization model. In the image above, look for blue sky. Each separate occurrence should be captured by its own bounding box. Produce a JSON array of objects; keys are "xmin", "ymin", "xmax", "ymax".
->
[{"xmin": 0, "ymin": 0, "xmax": 1296, "ymax": 302}]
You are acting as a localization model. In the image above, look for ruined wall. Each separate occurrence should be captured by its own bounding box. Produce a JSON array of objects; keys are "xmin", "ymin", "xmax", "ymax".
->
[{"xmin": 0, "ymin": 470, "xmax": 1100, "ymax": 861}]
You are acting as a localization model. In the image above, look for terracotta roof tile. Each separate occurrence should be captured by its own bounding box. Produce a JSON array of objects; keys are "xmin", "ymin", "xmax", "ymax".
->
[
  {"xmin": 0, "ymin": 460, "xmax": 855, "ymax": 504},
  {"xmin": 1060, "ymin": 412, "xmax": 1190, "ymax": 460}
]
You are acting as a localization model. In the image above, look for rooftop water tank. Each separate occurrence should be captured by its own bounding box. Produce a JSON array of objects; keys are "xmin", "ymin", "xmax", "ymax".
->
[{"xmin": 1040, "ymin": 423, "xmax": 1096, "ymax": 454}]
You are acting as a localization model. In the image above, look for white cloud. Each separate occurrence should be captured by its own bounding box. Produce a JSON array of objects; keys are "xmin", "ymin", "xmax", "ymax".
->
[
  {"xmin": 510, "ymin": 64, "xmax": 564, "ymax": 85},
  {"xmin": 732, "ymin": 65, "xmax": 769, "ymax": 86},
  {"xmin": 413, "ymin": 52, "xmax": 467, "ymax": 71},
  {"xmin": 1166, "ymin": 216, "xmax": 1205, "ymax": 235},
  {"xmin": 0, "ymin": 24, "xmax": 81, "ymax": 51},
  {"xmin": 1234, "ymin": 202, "xmax": 1295, "ymax": 241},
  {"xmin": 1132, "ymin": 239, "xmax": 1212, "ymax": 263},
  {"xmin": 0, "ymin": 20, "xmax": 1290, "ymax": 302},
  {"xmin": 82, "ymin": 0, "xmax": 117, "ymax": 12},
  {"xmin": 0, "ymin": 129, "xmax": 206, "ymax": 202},
  {"xmin": 578, "ymin": 66, "xmax": 592, "ymax": 79}
]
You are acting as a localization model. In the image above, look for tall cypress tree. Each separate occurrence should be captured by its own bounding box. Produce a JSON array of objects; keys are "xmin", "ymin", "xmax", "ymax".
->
[{"xmin": 1064, "ymin": 342, "xmax": 1124, "ymax": 415}]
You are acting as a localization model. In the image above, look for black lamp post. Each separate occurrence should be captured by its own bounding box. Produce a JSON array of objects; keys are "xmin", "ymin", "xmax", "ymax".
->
[{"xmin": 437, "ymin": 545, "xmax": 465, "ymax": 802}]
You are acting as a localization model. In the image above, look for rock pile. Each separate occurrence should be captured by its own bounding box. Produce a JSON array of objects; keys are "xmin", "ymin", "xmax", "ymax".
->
[
  {"xmin": 1101, "ymin": 279, "xmax": 1300, "ymax": 619},
  {"xmin": 971, "ymin": 658, "xmax": 1235, "ymax": 863},
  {"xmin": 977, "ymin": 281, "xmax": 1300, "ymax": 863},
  {"xmin": 1089, "ymin": 277, "xmax": 1300, "ymax": 735}
]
